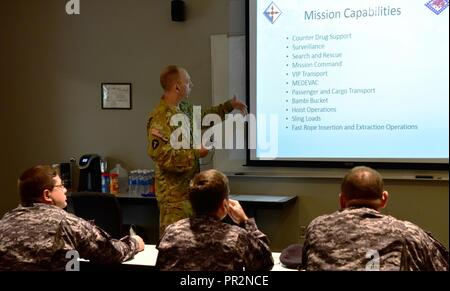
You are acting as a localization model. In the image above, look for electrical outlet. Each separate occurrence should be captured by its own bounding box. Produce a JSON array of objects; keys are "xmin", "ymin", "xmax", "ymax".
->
[{"xmin": 299, "ymin": 225, "xmax": 307, "ymax": 239}]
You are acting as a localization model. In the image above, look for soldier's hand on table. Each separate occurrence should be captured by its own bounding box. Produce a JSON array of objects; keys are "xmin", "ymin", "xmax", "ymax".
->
[{"xmin": 131, "ymin": 235, "xmax": 145, "ymax": 251}]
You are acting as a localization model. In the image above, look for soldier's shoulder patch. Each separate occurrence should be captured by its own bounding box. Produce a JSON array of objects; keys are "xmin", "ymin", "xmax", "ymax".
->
[
  {"xmin": 152, "ymin": 139, "xmax": 160, "ymax": 150},
  {"xmin": 150, "ymin": 128, "xmax": 169, "ymax": 142}
]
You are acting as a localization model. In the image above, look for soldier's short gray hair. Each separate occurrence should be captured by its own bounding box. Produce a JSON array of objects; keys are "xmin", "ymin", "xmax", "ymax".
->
[
  {"xmin": 341, "ymin": 166, "xmax": 384, "ymax": 201},
  {"xmin": 160, "ymin": 65, "xmax": 185, "ymax": 91}
]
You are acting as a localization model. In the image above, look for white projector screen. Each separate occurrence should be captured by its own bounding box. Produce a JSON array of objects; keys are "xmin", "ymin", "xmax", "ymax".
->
[{"xmin": 247, "ymin": 0, "xmax": 449, "ymax": 169}]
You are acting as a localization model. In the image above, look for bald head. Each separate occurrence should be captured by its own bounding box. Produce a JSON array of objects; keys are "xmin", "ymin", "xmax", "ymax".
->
[{"xmin": 341, "ymin": 166, "xmax": 384, "ymax": 203}]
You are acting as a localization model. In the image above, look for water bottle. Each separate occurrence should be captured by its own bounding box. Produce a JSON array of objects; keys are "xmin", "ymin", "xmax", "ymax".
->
[
  {"xmin": 136, "ymin": 170, "xmax": 145, "ymax": 197},
  {"xmin": 142, "ymin": 170, "xmax": 150, "ymax": 197},
  {"xmin": 128, "ymin": 170, "xmax": 135, "ymax": 196},
  {"xmin": 133, "ymin": 170, "xmax": 139, "ymax": 196},
  {"xmin": 101, "ymin": 173, "xmax": 110, "ymax": 193},
  {"xmin": 149, "ymin": 170, "xmax": 155, "ymax": 197}
]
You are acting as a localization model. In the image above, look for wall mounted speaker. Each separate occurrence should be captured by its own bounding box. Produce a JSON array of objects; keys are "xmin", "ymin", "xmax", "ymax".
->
[{"xmin": 171, "ymin": 0, "xmax": 186, "ymax": 22}]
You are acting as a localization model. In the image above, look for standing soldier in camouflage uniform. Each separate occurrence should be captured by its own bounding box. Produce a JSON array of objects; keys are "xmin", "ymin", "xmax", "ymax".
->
[
  {"xmin": 147, "ymin": 65, "xmax": 247, "ymax": 236},
  {"xmin": 0, "ymin": 165, "xmax": 145, "ymax": 271},
  {"xmin": 301, "ymin": 166, "xmax": 449, "ymax": 271},
  {"xmin": 156, "ymin": 169, "xmax": 274, "ymax": 271}
]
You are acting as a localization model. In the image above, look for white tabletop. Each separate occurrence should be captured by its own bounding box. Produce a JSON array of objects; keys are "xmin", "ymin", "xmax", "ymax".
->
[
  {"xmin": 122, "ymin": 244, "xmax": 159, "ymax": 266},
  {"xmin": 271, "ymin": 252, "xmax": 297, "ymax": 271},
  {"xmin": 123, "ymin": 245, "xmax": 295, "ymax": 271}
]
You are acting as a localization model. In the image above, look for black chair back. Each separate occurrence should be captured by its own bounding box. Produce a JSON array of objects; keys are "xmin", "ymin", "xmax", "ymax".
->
[{"xmin": 66, "ymin": 192, "xmax": 123, "ymax": 239}]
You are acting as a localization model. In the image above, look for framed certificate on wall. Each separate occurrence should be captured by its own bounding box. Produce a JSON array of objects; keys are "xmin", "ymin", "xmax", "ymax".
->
[{"xmin": 101, "ymin": 83, "xmax": 132, "ymax": 109}]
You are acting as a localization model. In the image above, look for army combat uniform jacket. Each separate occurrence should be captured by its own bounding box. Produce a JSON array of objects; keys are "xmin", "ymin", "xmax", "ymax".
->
[
  {"xmin": 301, "ymin": 207, "xmax": 449, "ymax": 271},
  {"xmin": 0, "ymin": 203, "xmax": 140, "ymax": 271},
  {"xmin": 155, "ymin": 215, "xmax": 274, "ymax": 271},
  {"xmin": 147, "ymin": 99, "xmax": 234, "ymax": 235}
]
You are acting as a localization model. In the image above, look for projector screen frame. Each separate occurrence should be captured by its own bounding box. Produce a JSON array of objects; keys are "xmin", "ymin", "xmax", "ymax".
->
[{"xmin": 244, "ymin": 0, "xmax": 448, "ymax": 171}]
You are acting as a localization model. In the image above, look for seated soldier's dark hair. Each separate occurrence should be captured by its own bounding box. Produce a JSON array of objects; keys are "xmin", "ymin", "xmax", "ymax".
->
[
  {"xmin": 188, "ymin": 169, "xmax": 229, "ymax": 215},
  {"xmin": 18, "ymin": 165, "xmax": 57, "ymax": 206}
]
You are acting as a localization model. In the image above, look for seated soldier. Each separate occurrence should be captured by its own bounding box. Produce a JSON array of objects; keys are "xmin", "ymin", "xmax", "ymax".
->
[
  {"xmin": 0, "ymin": 165, "xmax": 144, "ymax": 271},
  {"xmin": 156, "ymin": 169, "xmax": 274, "ymax": 271},
  {"xmin": 301, "ymin": 166, "xmax": 449, "ymax": 271}
]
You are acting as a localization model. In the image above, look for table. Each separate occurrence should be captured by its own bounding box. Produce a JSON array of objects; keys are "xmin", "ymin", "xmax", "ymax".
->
[
  {"xmin": 122, "ymin": 244, "xmax": 158, "ymax": 267},
  {"xmin": 81, "ymin": 244, "xmax": 294, "ymax": 271},
  {"xmin": 229, "ymin": 194, "xmax": 296, "ymax": 206},
  {"xmin": 121, "ymin": 244, "xmax": 295, "ymax": 271},
  {"xmin": 228, "ymin": 194, "xmax": 297, "ymax": 221},
  {"xmin": 117, "ymin": 194, "xmax": 297, "ymax": 244},
  {"xmin": 117, "ymin": 194, "xmax": 297, "ymax": 207}
]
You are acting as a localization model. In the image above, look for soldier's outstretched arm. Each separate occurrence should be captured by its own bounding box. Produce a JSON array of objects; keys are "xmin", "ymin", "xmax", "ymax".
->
[
  {"xmin": 203, "ymin": 96, "xmax": 248, "ymax": 119},
  {"xmin": 202, "ymin": 100, "xmax": 234, "ymax": 119}
]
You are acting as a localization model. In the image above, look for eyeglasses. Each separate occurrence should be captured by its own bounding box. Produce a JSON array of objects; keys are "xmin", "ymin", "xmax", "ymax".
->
[{"xmin": 53, "ymin": 184, "xmax": 66, "ymax": 190}]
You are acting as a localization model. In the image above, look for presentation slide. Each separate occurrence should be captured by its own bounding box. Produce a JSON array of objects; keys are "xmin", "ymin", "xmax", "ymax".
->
[{"xmin": 248, "ymin": 0, "xmax": 449, "ymax": 166}]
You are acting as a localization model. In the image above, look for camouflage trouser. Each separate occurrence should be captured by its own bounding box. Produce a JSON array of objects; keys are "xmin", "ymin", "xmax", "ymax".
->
[{"xmin": 158, "ymin": 200, "xmax": 193, "ymax": 237}]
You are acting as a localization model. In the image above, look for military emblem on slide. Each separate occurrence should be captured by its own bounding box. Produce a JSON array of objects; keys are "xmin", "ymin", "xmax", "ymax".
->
[
  {"xmin": 264, "ymin": 2, "xmax": 282, "ymax": 24},
  {"xmin": 425, "ymin": 0, "xmax": 449, "ymax": 15}
]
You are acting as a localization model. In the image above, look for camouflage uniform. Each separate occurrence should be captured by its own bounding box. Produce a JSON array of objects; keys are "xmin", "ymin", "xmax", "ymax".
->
[
  {"xmin": 155, "ymin": 215, "xmax": 274, "ymax": 271},
  {"xmin": 147, "ymin": 99, "xmax": 234, "ymax": 236},
  {"xmin": 301, "ymin": 207, "xmax": 449, "ymax": 271},
  {"xmin": 0, "ymin": 203, "xmax": 140, "ymax": 271}
]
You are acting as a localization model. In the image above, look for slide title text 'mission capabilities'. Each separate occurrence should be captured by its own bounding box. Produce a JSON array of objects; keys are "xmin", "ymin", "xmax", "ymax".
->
[{"xmin": 305, "ymin": 6, "xmax": 402, "ymax": 20}]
